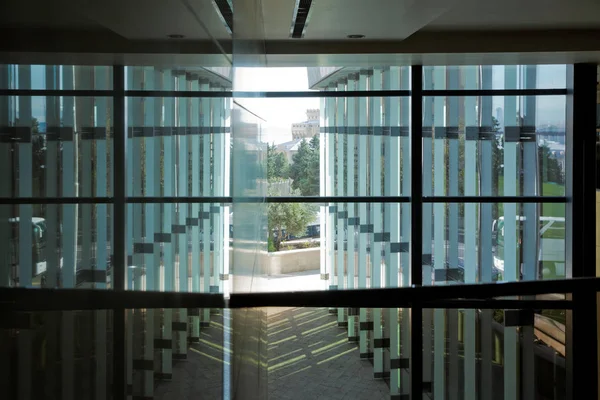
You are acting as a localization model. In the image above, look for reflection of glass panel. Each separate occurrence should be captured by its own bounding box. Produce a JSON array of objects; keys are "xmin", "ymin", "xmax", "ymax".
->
[
  {"xmin": 2, "ymin": 310, "xmax": 113, "ymax": 399},
  {"xmin": 0, "ymin": 204, "xmax": 113, "ymax": 289},
  {"xmin": 423, "ymin": 65, "xmax": 567, "ymax": 90},
  {"xmin": 424, "ymin": 308, "xmax": 566, "ymax": 400},
  {"xmin": 422, "ymin": 95, "xmax": 566, "ymax": 197},
  {"xmin": 0, "ymin": 96, "xmax": 113, "ymax": 198},
  {"xmin": 423, "ymin": 203, "xmax": 566, "ymax": 286},
  {"xmin": 0, "ymin": 65, "xmax": 113, "ymax": 90},
  {"xmin": 126, "ymin": 66, "xmax": 232, "ymax": 91}
]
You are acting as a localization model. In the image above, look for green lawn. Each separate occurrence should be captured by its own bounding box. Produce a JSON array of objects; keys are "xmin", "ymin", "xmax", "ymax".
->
[{"xmin": 496, "ymin": 176, "xmax": 565, "ymax": 218}]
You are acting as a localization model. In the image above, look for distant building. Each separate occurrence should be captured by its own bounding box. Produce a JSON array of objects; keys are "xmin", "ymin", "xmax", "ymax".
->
[
  {"xmin": 291, "ymin": 109, "xmax": 320, "ymax": 139},
  {"xmin": 495, "ymin": 107, "xmax": 504, "ymax": 130},
  {"xmin": 275, "ymin": 138, "xmax": 305, "ymax": 163}
]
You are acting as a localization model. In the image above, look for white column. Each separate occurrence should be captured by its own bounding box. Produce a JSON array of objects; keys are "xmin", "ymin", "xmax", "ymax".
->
[
  {"xmin": 94, "ymin": 66, "xmax": 109, "ymax": 400},
  {"xmin": 432, "ymin": 66, "xmax": 447, "ymax": 400},
  {"xmin": 212, "ymin": 82, "xmax": 224, "ymax": 297},
  {"xmin": 422, "ymin": 67, "xmax": 435, "ymax": 392},
  {"xmin": 370, "ymin": 69, "xmax": 385, "ymax": 379},
  {"xmin": 520, "ymin": 65, "xmax": 538, "ymax": 400},
  {"xmin": 346, "ymin": 74, "xmax": 358, "ymax": 342},
  {"xmin": 503, "ymin": 65, "xmax": 519, "ymax": 400},
  {"xmin": 319, "ymin": 94, "xmax": 327, "ymax": 289},
  {"xmin": 357, "ymin": 72, "xmax": 371, "ymax": 359},
  {"xmin": 16, "ymin": 64, "xmax": 33, "ymax": 400},
  {"xmin": 174, "ymin": 72, "xmax": 189, "ymax": 361},
  {"xmin": 479, "ymin": 66, "xmax": 494, "ymax": 399},
  {"xmin": 446, "ymin": 67, "xmax": 460, "ymax": 400},
  {"xmin": 60, "ymin": 65, "xmax": 76, "ymax": 400},
  {"xmin": 325, "ymin": 85, "xmax": 336, "ymax": 300},
  {"xmin": 336, "ymin": 79, "xmax": 347, "ymax": 327},
  {"xmin": 190, "ymin": 75, "xmax": 202, "ymax": 341},
  {"xmin": 201, "ymin": 79, "xmax": 212, "ymax": 326},
  {"xmin": 463, "ymin": 66, "xmax": 478, "ymax": 400},
  {"xmin": 384, "ymin": 67, "xmax": 401, "ymax": 395},
  {"xmin": 161, "ymin": 68, "xmax": 175, "ymax": 378},
  {"xmin": 399, "ymin": 67, "xmax": 411, "ymax": 395}
]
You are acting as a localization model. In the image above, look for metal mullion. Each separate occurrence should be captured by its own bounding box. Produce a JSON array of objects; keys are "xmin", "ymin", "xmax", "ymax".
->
[
  {"xmin": 410, "ymin": 65, "xmax": 424, "ymax": 399},
  {"xmin": 432, "ymin": 66, "xmax": 446, "ymax": 400},
  {"xmin": 503, "ymin": 65, "xmax": 520, "ymax": 400},
  {"xmin": 422, "ymin": 88, "xmax": 567, "ymax": 97},
  {"xmin": 346, "ymin": 75, "xmax": 358, "ymax": 342},
  {"xmin": 357, "ymin": 72, "xmax": 370, "ymax": 359},
  {"xmin": 0, "ymin": 89, "xmax": 113, "ymax": 97},
  {"xmin": 371, "ymin": 69, "xmax": 385, "ymax": 379},
  {"xmin": 230, "ymin": 90, "xmax": 412, "ymax": 98},
  {"xmin": 565, "ymin": 63, "xmax": 598, "ymax": 400},
  {"xmin": 190, "ymin": 76, "xmax": 201, "ymax": 342},
  {"xmin": 479, "ymin": 65, "xmax": 494, "ymax": 400},
  {"xmin": 520, "ymin": 65, "xmax": 538, "ymax": 400},
  {"xmin": 112, "ymin": 65, "xmax": 127, "ymax": 400},
  {"xmin": 336, "ymin": 79, "xmax": 347, "ymax": 327},
  {"xmin": 0, "ymin": 65, "xmax": 12, "ymax": 290},
  {"xmin": 125, "ymin": 90, "xmax": 231, "ymax": 98},
  {"xmin": 421, "ymin": 65, "xmax": 433, "ymax": 398},
  {"xmin": 446, "ymin": 67, "xmax": 460, "ymax": 400},
  {"xmin": 462, "ymin": 66, "xmax": 478, "ymax": 400}
]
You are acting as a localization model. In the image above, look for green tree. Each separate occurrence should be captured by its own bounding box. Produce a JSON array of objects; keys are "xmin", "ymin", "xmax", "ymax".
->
[
  {"xmin": 267, "ymin": 143, "xmax": 289, "ymax": 180},
  {"xmin": 267, "ymin": 186, "xmax": 316, "ymax": 251},
  {"xmin": 289, "ymin": 136, "xmax": 320, "ymax": 196},
  {"xmin": 538, "ymin": 143, "xmax": 564, "ymax": 184}
]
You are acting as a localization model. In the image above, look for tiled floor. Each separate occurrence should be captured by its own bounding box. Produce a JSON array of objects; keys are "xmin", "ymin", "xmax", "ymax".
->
[{"xmin": 155, "ymin": 271, "xmax": 389, "ymax": 399}]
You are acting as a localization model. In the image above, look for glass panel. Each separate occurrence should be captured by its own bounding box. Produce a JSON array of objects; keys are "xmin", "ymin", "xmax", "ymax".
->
[
  {"xmin": 263, "ymin": 307, "xmax": 409, "ymax": 399},
  {"xmin": 424, "ymin": 308, "xmax": 566, "ymax": 400},
  {"xmin": 0, "ymin": 96, "xmax": 113, "ymax": 198},
  {"xmin": 232, "ymin": 66, "xmax": 411, "ymax": 92},
  {"xmin": 422, "ymin": 95, "xmax": 566, "ymax": 197},
  {"xmin": 0, "ymin": 65, "xmax": 113, "ymax": 90},
  {"xmin": 126, "ymin": 66, "xmax": 232, "ymax": 91},
  {"xmin": 128, "ymin": 308, "xmax": 225, "ymax": 400},
  {"xmin": 126, "ymin": 203, "xmax": 230, "ymax": 295},
  {"xmin": 126, "ymin": 95, "xmax": 231, "ymax": 198},
  {"xmin": 423, "ymin": 65, "xmax": 567, "ymax": 90},
  {"xmin": 422, "ymin": 202, "xmax": 566, "ymax": 286},
  {"xmin": 250, "ymin": 95, "xmax": 411, "ymax": 199},
  {"xmin": 0, "ymin": 203, "xmax": 113, "ymax": 289},
  {"xmin": 1, "ymin": 310, "xmax": 113, "ymax": 399}
]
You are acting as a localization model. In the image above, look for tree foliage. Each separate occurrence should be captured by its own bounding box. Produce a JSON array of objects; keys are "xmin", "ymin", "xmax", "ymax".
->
[
  {"xmin": 267, "ymin": 143, "xmax": 289, "ymax": 180},
  {"xmin": 288, "ymin": 136, "xmax": 320, "ymax": 196},
  {"xmin": 267, "ymin": 186, "xmax": 316, "ymax": 251}
]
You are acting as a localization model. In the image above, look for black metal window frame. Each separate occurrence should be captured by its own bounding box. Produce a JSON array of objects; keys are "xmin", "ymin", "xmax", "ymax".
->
[{"xmin": 0, "ymin": 63, "xmax": 596, "ymax": 400}]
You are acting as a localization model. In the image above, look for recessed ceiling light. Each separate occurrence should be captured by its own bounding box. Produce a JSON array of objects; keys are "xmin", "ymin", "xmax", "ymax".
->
[
  {"xmin": 167, "ymin": 34, "xmax": 185, "ymax": 39},
  {"xmin": 347, "ymin": 34, "xmax": 365, "ymax": 39}
]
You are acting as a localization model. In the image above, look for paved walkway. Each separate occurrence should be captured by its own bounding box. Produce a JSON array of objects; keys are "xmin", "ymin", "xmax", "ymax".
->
[
  {"xmin": 155, "ymin": 272, "xmax": 390, "ymax": 399},
  {"xmin": 267, "ymin": 307, "xmax": 389, "ymax": 400}
]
